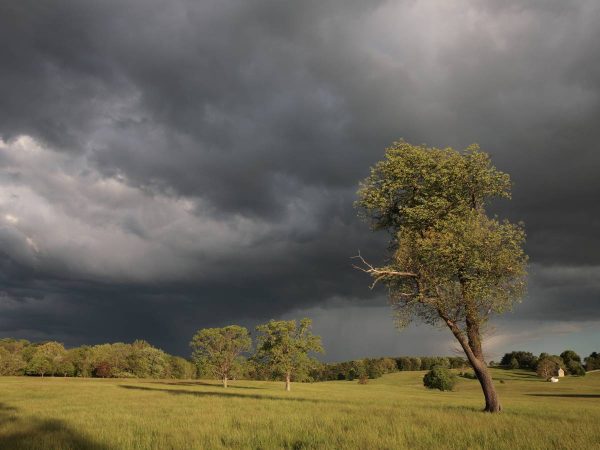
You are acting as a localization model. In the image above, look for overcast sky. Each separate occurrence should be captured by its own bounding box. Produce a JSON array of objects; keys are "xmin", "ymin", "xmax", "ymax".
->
[{"xmin": 0, "ymin": 0, "xmax": 599, "ymax": 361}]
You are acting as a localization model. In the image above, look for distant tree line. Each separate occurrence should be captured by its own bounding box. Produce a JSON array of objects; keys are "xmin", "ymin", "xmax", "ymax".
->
[
  {"xmin": 5, "ymin": 326, "xmax": 592, "ymax": 387},
  {"xmin": 0, "ymin": 338, "xmax": 196, "ymax": 379},
  {"xmin": 313, "ymin": 356, "xmax": 468, "ymax": 382},
  {"xmin": 497, "ymin": 350, "xmax": 592, "ymax": 377}
]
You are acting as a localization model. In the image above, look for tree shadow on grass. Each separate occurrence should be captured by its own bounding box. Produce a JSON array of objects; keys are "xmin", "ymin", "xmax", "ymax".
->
[
  {"xmin": 148, "ymin": 380, "xmax": 266, "ymax": 390},
  {"xmin": 0, "ymin": 402, "xmax": 110, "ymax": 450},
  {"xmin": 494, "ymin": 372, "xmax": 541, "ymax": 381},
  {"xmin": 119, "ymin": 385, "xmax": 341, "ymax": 404},
  {"xmin": 526, "ymin": 394, "xmax": 600, "ymax": 398}
]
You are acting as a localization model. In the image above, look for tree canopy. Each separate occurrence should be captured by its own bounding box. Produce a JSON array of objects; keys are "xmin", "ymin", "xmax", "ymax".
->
[
  {"xmin": 190, "ymin": 325, "xmax": 252, "ymax": 388},
  {"xmin": 255, "ymin": 318, "xmax": 323, "ymax": 391}
]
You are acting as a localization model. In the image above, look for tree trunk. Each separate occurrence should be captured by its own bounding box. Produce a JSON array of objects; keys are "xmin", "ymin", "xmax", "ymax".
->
[
  {"xmin": 470, "ymin": 356, "xmax": 501, "ymax": 412},
  {"xmin": 285, "ymin": 373, "xmax": 291, "ymax": 391},
  {"xmin": 442, "ymin": 315, "xmax": 502, "ymax": 412},
  {"xmin": 223, "ymin": 376, "xmax": 228, "ymax": 388}
]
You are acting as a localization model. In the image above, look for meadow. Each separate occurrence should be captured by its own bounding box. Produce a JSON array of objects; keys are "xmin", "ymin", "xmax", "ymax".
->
[{"xmin": 0, "ymin": 369, "xmax": 598, "ymax": 450}]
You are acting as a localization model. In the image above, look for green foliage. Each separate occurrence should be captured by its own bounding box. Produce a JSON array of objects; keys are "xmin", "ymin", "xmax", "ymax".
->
[
  {"xmin": 585, "ymin": 352, "xmax": 600, "ymax": 371},
  {"xmin": 536, "ymin": 356, "xmax": 564, "ymax": 379},
  {"xmin": 255, "ymin": 318, "xmax": 323, "ymax": 388},
  {"xmin": 566, "ymin": 360, "xmax": 586, "ymax": 376},
  {"xmin": 0, "ymin": 338, "xmax": 195, "ymax": 379},
  {"xmin": 26, "ymin": 353, "xmax": 52, "ymax": 377},
  {"xmin": 560, "ymin": 350, "xmax": 585, "ymax": 375},
  {"xmin": 501, "ymin": 351, "xmax": 538, "ymax": 370},
  {"xmin": 560, "ymin": 350, "xmax": 581, "ymax": 364},
  {"xmin": 190, "ymin": 326, "xmax": 252, "ymax": 385},
  {"xmin": 423, "ymin": 366, "xmax": 456, "ymax": 391},
  {"xmin": 396, "ymin": 357, "xmax": 422, "ymax": 371},
  {"xmin": 459, "ymin": 371, "xmax": 478, "ymax": 380},
  {"xmin": 0, "ymin": 346, "xmax": 26, "ymax": 375},
  {"xmin": 25, "ymin": 342, "xmax": 66, "ymax": 377},
  {"xmin": 168, "ymin": 356, "xmax": 197, "ymax": 379},
  {"xmin": 355, "ymin": 140, "xmax": 527, "ymax": 335}
]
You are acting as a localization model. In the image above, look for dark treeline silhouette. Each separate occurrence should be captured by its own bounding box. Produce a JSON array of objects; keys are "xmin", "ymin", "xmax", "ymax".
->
[
  {"xmin": 496, "ymin": 350, "xmax": 590, "ymax": 376},
  {"xmin": 314, "ymin": 356, "xmax": 469, "ymax": 382}
]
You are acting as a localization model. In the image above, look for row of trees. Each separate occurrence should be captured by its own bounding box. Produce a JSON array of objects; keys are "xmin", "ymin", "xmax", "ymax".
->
[
  {"xmin": 498, "ymin": 350, "xmax": 588, "ymax": 377},
  {"xmin": 190, "ymin": 319, "xmax": 323, "ymax": 391},
  {"xmin": 317, "ymin": 356, "xmax": 468, "ymax": 382},
  {"xmin": 0, "ymin": 338, "xmax": 196, "ymax": 379}
]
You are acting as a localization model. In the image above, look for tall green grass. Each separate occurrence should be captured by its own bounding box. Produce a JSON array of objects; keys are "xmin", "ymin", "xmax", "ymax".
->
[{"xmin": 0, "ymin": 369, "xmax": 598, "ymax": 449}]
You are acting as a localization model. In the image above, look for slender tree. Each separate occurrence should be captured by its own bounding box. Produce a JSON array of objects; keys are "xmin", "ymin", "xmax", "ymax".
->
[
  {"xmin": 355, "ymin": 141, "xmax": 528, "ymax": 412},
  {"xmin": 255, "ymin": 318, "xmax": 323, "ymax": 391},
  {"xmin": 190, "ymin": 325, "xmax": 251, "ymax": 388}
]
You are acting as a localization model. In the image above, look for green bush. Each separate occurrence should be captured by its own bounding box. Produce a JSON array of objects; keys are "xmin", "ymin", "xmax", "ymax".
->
[
  {"xmin": 460, "ymin": 371, "xmax": 477, "ymax": 380},
  {"xmin": 567, "ymin": 360, "xmax": 586, "ymax": 376},
  {"xmin": 423, "ymin": 366, "xmax": 456, "ymax": 391}
]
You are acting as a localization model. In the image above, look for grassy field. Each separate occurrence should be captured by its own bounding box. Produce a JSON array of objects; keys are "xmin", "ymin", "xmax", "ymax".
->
[{"xmin": 0, "ymin": 369, "xmax": 598, "ymax": 450}]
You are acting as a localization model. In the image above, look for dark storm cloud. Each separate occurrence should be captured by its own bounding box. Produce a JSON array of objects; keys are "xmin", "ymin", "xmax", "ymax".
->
[{"xmin": 0, "ymin": 0, "xmax": 599, "ymax": 357}]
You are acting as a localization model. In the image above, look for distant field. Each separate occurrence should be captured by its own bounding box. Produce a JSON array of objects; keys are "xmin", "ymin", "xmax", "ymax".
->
[{"xmin": 0, "ymin": 369, "xmax": 598, "ymax": 449}]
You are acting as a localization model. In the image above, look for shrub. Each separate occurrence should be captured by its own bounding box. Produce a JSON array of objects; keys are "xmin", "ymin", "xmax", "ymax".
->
[
  {"xmin": 460, "ymin": 371, "xmax": 477, "ymax": 380},
  {"xmin": 423, "ymin": 366, "xmax": 456, "ymax": 391}
]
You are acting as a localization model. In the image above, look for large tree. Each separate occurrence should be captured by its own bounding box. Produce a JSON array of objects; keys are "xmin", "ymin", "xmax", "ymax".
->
[
  {"xmin": 355, "ymin": 141, "xmax": 527, "ymax": 412},
  {"xmin": 255, "ymin": 319, "xmax": 323, "ymax": 391},
  {"xmin": 190, "ymin": 325, "xmax": 252, "ymax": 388}
]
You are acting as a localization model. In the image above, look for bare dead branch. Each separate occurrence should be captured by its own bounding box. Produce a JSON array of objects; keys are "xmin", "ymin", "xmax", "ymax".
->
[{"xmin": 351, "ymin": 251, "xmax": 418, "ymax": 289}]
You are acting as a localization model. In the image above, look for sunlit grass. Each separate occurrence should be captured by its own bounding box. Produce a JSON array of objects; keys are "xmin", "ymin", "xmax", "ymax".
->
[{"xmin": 0, "ymin": 369, "xmax": 598, "ymax": 449}]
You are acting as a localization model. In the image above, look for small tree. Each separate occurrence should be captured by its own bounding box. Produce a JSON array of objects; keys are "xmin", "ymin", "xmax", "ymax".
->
[
  {"xmin": 423, "ymin": 366, "xmax": 456, "ymax": 391},
  {"xmin": 25, "ymin": 342, "xmax": 66, "ymax": 377},
  {"xmin": 190, "ymin": 325, "xmax": 251, "ymax": 388},
  {"xmin": 566, "ymin": 360, "xmax": 585, "ymax": 376},
  {"xmin": 560, "ymin": 350, "xmax": 585, "ymax": 376},
  {"xmin": 536, "ymin": 358, "xmax": 559, "ymax": 379},
  {"xmin": 26, "ymin": 353, "xmax": 52, "ymax": 377},
  {"xmin": 0, "ymin": 347, "xmax": 26, "ymax": 375},
  {"xmin": 255, "ymin": 318, "xmax": 323, "ymax": 391}
]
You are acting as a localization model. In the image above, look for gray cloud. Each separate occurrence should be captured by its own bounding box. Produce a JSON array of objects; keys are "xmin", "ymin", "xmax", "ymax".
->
[{"xmin": 0, "ymin": 0, "xmax": 599, "ymax": 357}]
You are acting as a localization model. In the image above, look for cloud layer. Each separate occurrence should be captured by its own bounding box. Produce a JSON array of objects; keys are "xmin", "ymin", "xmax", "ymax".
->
[{"xmin": 0, "ymin": 0, "xmax": 599, "ymax": 357}]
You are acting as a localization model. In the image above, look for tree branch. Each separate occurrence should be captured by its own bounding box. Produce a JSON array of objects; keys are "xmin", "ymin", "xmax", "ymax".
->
[{"xmin": 351, "ymin": 251, "xmax": 418, "ymax": 289}]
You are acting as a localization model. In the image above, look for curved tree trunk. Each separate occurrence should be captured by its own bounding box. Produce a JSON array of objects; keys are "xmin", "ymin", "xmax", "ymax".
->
[
  {"xmin": 442, "ymin": 315, "xmax": 502, "ymax": 412},
  {"xmin": 471, "ymin": 359, "xmax": 501, "ymax": 412}
]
